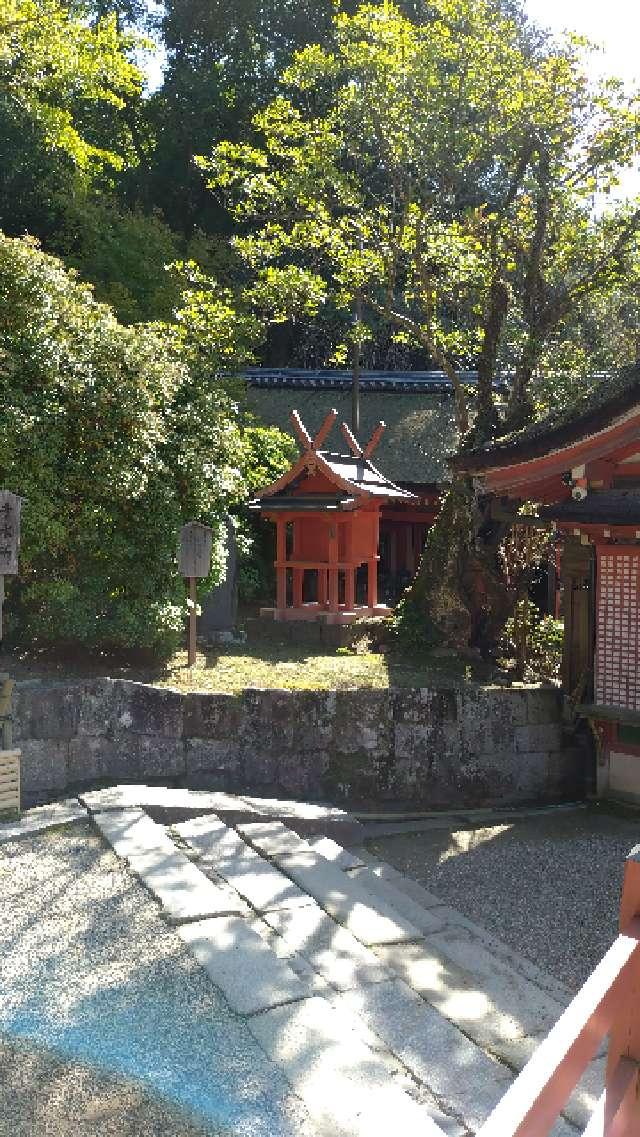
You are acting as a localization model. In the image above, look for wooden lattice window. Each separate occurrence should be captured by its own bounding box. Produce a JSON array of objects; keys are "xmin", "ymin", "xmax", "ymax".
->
[{"xmin": 596, "ymin": 549, "xmax": 640, "ymax": 710}]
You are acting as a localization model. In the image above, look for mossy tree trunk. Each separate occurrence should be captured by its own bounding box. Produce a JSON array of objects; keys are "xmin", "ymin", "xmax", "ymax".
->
[{"xmin": 397, "ymin": 479, "xmax": 519, "ymax": 658}]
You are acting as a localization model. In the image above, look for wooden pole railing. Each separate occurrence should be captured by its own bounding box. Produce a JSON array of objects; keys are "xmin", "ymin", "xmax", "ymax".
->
[{"xmin": 477, "ymin": 848, "xmax": 640, "ymax": 1137}]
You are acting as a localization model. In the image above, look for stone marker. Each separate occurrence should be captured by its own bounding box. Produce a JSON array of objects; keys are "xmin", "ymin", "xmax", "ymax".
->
[{"xmin": 199, "ymin": 515, "xmax": 237, "ymax": 638}]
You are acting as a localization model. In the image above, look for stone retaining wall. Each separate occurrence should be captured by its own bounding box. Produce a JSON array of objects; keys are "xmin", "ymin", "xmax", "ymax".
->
[{"xmin": 11, "ymin": 679, "xmax": 585, "ymax": 809}]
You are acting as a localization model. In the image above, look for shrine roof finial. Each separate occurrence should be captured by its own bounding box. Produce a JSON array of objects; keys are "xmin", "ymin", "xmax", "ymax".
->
[{"xmin": 290, "ymin": 408, "xmax": 339, "ymax": 451}]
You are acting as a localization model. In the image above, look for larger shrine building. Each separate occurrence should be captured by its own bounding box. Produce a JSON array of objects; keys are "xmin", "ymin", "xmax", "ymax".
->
[
  {"xmin": 454, "ymin": 367, "xmax": 640, "ymax": 805},
  {"xmin": 245, "ymin": 367, "xmax": 484, "ymax": 600}
]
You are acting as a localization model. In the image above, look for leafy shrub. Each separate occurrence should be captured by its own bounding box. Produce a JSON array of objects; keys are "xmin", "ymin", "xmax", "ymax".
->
[
  {"xmin": 500, "ymin": 601, "xmax": 564, "ymax": 681},
  {"xmin": 0, "ymin": 234, "xmax": 264, "ymax": 656}
]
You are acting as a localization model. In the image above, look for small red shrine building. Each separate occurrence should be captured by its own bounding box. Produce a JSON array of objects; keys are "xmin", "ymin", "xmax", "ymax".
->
[
  {"xmin": 251, "ymin": 409, "xmax": 416, "ymax": 624},
  {"xmin": 454, "ymin": 367, "xmax": 640, "ymax": 804}
]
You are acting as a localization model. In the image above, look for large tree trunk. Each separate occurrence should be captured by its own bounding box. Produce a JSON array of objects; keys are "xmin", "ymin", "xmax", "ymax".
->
[{"xmin": 397, "ymin": 478, "xmax": 519, "ymax": 657}]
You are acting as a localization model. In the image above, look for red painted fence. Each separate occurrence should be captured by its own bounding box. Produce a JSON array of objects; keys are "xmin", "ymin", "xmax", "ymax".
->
[{"xmin": 473, "ymin": 846, "xmax": 640, "ymax": 1136}]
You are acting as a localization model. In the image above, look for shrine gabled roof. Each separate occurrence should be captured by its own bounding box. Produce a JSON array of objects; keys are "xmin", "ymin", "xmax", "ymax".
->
[
  {"xmin": 252, "ymin": 443, "xmax": 416, "ymax": 507},
  {"xmin": 540, "ymin": 489, "xmax": 640, "ymax": 526},
  {"xmin": 452, "ymin": 366, "xmax": 640, "ymax": 474},
  {"xmin": 319, "ymin": 451, "xmax": 413, "ymax": 498}
]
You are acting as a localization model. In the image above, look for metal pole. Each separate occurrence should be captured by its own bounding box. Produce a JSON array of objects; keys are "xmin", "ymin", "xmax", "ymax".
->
[
  {"xmin": 188, "ymin": 576, "xmax": 197, "ymax": 666},
  {"xmin": 352, "ymin": 291, "xmax": 362, "ymax": 435}
]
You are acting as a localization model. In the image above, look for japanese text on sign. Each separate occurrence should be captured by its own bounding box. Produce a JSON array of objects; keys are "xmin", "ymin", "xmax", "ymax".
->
[{"xmin": 0, "ymin": 492, "xmax": 21, "ymax": 575}]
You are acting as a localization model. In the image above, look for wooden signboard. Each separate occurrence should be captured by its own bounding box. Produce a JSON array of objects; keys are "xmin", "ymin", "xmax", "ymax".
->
[
  {"xmin": 0, "ymin": 491, "xmax": 22, "ymax": 643},
  {"xmin": 179, "ymin": 522, "xmax": 214, "ymax": 666},
  {"xmin": 179, "ymin": 522, "xmax": 213, "ymax": 579},
  {"xmin": 0, "ymin": 492, "xmax": 21, "ymax": 576}
]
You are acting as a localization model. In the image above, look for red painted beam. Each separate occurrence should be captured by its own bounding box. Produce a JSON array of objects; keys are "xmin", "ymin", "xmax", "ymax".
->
[{"xmin": 476, "ymin": 919, "xmax": 640, "ymax": 1137}]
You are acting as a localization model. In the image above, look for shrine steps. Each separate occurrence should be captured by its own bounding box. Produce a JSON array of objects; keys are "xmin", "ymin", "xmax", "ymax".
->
[{"xmin": 81, "ymin": 787, "xmax": 596, "ymax": 1136}]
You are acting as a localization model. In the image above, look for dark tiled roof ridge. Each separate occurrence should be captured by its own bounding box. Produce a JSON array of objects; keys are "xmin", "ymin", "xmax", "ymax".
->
[
  {"xmin": 244, "ymin": 366, "xmax": 508, "ymax": 393},
  {"xmin": 453, "ymin": 365, "xmax": 640, "ymax": 472},
  {"xmin": 541, "ymin": 487, "xmax": 640, "ymax": 524}
]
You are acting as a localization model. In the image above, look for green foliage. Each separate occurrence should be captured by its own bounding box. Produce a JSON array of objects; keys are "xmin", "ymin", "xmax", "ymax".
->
[
  {"xmin": 55, "ymin": 198, "xmax": 183, "ymax": 323},
  {"xmin": 201, "ymin": 1, "xmax": 640, "ymax": 431},
  {"xmin": 233, "ymin": 422, "xmax": 297, "ymax": 605},
  {"xmin": 0, "ymin": 233, "xmax": 257, "ymax": 655},
  {"xmin": 0, "ymin": 0, "xmax": 144, "ymax": 172},
  {"xmin": 501, "ymin": 603, "xmax": 564, "ymax": 681}
]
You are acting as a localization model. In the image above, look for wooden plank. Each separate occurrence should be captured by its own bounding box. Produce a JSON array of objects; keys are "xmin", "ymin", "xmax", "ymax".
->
[
  {"xmin": 582, "ymin": 1059, "xmax": 640, "ymax": 1137},
  {"xmin": 477, "ymin": 919, "xmax": 640, "ymax": 1137}
]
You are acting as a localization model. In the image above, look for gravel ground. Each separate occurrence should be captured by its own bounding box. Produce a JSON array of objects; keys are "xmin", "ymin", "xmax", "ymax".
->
[
  {"xmin": 0, "ymin": 821, "xmax": 317, "ymax": 1137},
  {"xmin": 366, "ymin": 804, "xmax": 640, "ymax": 991},
  {"xmin": 0, "ymin": 1035, "xmax": 221, "ymax": 1137}
]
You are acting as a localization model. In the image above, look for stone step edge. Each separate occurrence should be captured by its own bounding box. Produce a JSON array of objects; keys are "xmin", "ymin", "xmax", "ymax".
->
[{"xmin": 353, "ymin": 850, "xmax": 573, "ymax": 1007}]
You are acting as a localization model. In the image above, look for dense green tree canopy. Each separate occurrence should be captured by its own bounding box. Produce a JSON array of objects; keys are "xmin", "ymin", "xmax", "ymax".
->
[
  {"xmin": 0, "ymin": 233, "xmax": 288, "ymax": 653},
  {"xmin": 203, "ymin": 1, "xmax": 640, "ymax": 434}
]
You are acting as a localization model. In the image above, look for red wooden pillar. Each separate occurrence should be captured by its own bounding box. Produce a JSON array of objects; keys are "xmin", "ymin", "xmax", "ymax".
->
[
  {"xmin": 293, "ymin": 569, "xmax": 304, "ymax": 609},
  {"xmin": 318, "ymin": 567, "xmax": 328, "ymax": 607},
  {"xmin": 367, "ymin": 559, "xmax": 378, "ymax": 608},
  {"xmin": 345, "ymin": 567, "xmax": 355, "ymax": 611},
  {"xmin": 276, "ymin": 518, "xmax": 286, "ymax": 611},
  {"xmin": 606, "ymin": 849, "xmax": 640, "ymax": 1130},
  {"xmin": 328, "ymin": 523, "xmax": 339, "ymax": 612}
]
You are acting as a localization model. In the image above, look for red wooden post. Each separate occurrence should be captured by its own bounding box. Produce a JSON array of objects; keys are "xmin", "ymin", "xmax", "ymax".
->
[
  {"xmin": 328, "ymin": 524, "xmax": 339, "ymax": 612},
  {"xmin": 276, "ymin": 518, "xmax": 286, "ymax": 611},
  {"xmin": 605, "ymin": 848, "xmax": 640, "ymax": 1132},
  {"xmin": 367, "ymin": 558, "xmax": 378, "ymax": 608},
  {"xmin": 318, "ymin": 567, "xmax": 328, "ymax": 607},
  {"xmin": 293, "ymin": 569, "xmax": 303, "ymax": 609},
  {"xmin": 345, "ymin": 567, "xmax": 355, "ymax": 610}
]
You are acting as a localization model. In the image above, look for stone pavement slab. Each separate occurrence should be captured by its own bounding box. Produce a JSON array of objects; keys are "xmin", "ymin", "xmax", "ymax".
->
[
  {"xmin": 248, "ymin": 917, "xmax": 334, "ymax": 999},
  {"xmin": 262, "ymin": 904, "xmax": 391, "ymax": 992},
  {"xmin": 82, "ymin": 785, "xmax": 258, "ymax": 820},
  {"xmin": 563, "ymin": 1056, "xmax": 605, "ymax": 1130},
  {"xmin": 178, "ymin": 815, "xmax": 313, "ymax": 913},
  {"xmin": 240, "ymin": 797, "xmax": 352, "ymax": 821},
  {"xmin": 205, "ymin": 856, "xmax": 313, "ymax": 914},
  {"xmin": 424, "ymin": 925, "xmax": 566, "ymax": 1049},
  {"xmin": 239, "ymin": 821, "xmax": 365, "ymax": 871},
  {"xmin": 178, "ymin": 916, "xmax": 308, "ymax": 1016},
  {"xmin": 345, "ymin": 865, "xmax": 448, "ymax": 935},
  {"xmin": 247, "ymin": 995, "xmax": 457, "ymax": 1137},
  {"xmin": 176, "ymin": 813, "xmax": 255, "ymax": 860},
  {"xmin": 0, "ymin": 799, "xmax": 87, "ymax": 843},
  {"xmin": 306, "ymin": 835, "xmax": 366, "ymax": 870},
  {"xmin": 275, "ymin": 849, "xmax": 424, "ymax": 947},
  {"xmin": 330, "ymin": 978, "xmax": 513, "ymax": 1133},
  {"xmin": 94, "ymin": 809, "xmax": 247, "ymax": 923},
  {"xmin": 354, "ymin": 851, "xmax": 445, "ymax": 908},
  {"xmin": 374, "ymin": 934, "xmax": 564, "ymax": 1060},
  {"xmin": 238, "ymin": 820, "xmax": 310, "ymax": 858}
]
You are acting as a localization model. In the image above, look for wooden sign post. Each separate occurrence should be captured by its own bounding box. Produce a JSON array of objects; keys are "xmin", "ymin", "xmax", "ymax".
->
[
  {"xmin": 0, "ymin": 491, "xmax": 22, "ymax": 645},
  {"xmin": 179, "ymin": 522, "xmax": 213, "ymax": 666}
]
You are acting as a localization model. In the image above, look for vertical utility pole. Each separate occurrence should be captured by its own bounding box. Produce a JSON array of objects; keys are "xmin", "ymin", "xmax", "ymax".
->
[{"xmin": 352, "ymin": 290, "xmax": 362, "ymax": 435}]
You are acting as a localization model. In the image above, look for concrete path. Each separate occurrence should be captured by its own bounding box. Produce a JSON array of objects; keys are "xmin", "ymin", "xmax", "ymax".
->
[
  {"xmin": 92, "ymin": 790, "xmax": 589, "ymax": 1134},
  {"xmin": 4, "ymin": 787, "xmax": 600, "ymax": 1134}
]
